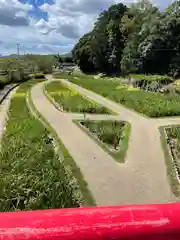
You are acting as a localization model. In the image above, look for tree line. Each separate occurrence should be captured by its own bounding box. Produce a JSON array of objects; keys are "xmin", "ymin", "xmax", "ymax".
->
[{"xmin": 72, "ymin": 0, "xmax": 180, "ymax": 77}]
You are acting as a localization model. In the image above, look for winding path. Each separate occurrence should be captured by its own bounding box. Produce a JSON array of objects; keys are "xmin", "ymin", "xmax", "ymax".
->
[{"xmin": 31, "ymin": 77, "xmax": 179, "ymax": 205}]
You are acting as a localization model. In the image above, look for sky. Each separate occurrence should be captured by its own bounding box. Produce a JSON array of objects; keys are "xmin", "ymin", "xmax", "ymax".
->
[{"xmin": 0, "ymin": 0, "xmax": 175, "ymax": 56}]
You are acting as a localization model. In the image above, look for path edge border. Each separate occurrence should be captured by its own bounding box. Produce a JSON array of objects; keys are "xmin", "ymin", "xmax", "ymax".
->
[
  {"xmin": 27, "ymin": 85, "xmax": 96, "ymax": 206},
  {"xmin": 73, "ymin": 119, "xmax": 131, "ymax": 163}
]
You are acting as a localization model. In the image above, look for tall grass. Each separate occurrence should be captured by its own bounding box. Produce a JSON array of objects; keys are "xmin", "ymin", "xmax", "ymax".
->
[
  {"xmin": 76, "ymin": 120, "xmax": 130, "ymax": 162},
  {"xmin": 46, "ymin": 80, "xmax": 110, "ymax": 114},
  {"xmin": 58, "ymin": 74, "xmax": 180, "ymax": 118},
  {"xmin": 0, "ymin": 79, "xmax": 83, "ymax": 211}
]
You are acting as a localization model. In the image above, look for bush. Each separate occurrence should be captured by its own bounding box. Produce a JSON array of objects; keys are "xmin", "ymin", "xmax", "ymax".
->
[
  {"xmin": 129, "ymin": 74, "xmax": 173, "ymax": 90},
  {"xmin": 38, "ymin": 60, "xmax": 53, "ymax": 74}
]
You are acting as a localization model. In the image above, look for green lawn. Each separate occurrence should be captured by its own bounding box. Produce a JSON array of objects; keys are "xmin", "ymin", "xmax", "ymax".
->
[
  {"xmin": 0, "ymin": 79, "xmax": 94, "ymax": 211},
  {"xmin": 54, "ymin": 74, "xmax": 180, "ymax": 118},
  {"xmin": 46, "ymin": 80, "xmax": 111, "ymax": 114}
]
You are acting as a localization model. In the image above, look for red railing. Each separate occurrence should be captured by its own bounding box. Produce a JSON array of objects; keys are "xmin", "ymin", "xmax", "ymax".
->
[{"xmin": 0, "ymin": 203, "xmax": 180, "ymax": 239}]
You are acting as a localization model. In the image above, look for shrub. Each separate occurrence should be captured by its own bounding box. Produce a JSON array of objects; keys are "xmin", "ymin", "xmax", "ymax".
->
[
  {"xmin": 38, "ymin": 60, "xmax": 52, "ymax": 74},
  {"xmin": 129, "ymin": 74, "xmax": 173, "ymax": 90}
]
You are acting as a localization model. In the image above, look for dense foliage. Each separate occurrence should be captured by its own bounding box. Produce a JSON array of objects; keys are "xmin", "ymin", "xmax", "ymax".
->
[
  {"xmin": 72, "ymin": 0, "xmax": 180, "ymax": 77},
  {"xmin": 72, "ymin": 3, "xmax": 127, "ymax": 74},
  {"xmin": 129, "ymin": 74, "xmax": 173, "ymax": 91},
  {"xmin": 46, "ymin": 81, "xmax": 110, "ymax": 114},
  {"xmin": 54, "ymin": 54, "xmax": 74, "ymax": 68}
]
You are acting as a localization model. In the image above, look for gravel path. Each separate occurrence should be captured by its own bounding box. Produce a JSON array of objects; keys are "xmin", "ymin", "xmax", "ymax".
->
[{"xmin": 31, "ymin": 78, "xmax": 177, "ymax": 205}]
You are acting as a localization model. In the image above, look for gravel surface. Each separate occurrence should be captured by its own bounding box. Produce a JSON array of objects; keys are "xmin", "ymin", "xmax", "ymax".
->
[{"xmin": 31, "ymin": 77, "xmax": 177, "ymax": 205}]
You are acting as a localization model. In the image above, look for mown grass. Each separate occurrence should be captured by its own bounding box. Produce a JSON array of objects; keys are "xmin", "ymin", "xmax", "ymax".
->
[
  {"xmin": 45, "ymin": 80, "xmax": 110, "ymax": 114},
  {"xmin": 54, "ymin": 73, "xmax": 180, "ymax": 118},
  {"xmin": 0, "ymin": 79, "xmax": 94, "ymax": 211},
  {"xmin": 75, "ymin": 120, "xmax": 130, "ymax": 163}
]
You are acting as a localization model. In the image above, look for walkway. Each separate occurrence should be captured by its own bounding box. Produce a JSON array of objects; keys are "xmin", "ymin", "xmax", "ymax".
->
[{"xmin": 31, "ymin": 78, "xmax": 177, "ymax": 205}]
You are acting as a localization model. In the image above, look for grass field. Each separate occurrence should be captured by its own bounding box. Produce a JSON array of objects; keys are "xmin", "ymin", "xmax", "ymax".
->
[
  {"xmin": 46, "ymin": 80, "xmax": 110, "ymax": 114},
  {"xmin": 0, "ymin": 79, "xmax": 95, "ymax": 211},
  {"xmin": 75, "ymin": 120, "xmax": 130, "ymax": 162},
  {"xmin": 54, "ymin": 73, "xmax": 180, "ymax": 118}
]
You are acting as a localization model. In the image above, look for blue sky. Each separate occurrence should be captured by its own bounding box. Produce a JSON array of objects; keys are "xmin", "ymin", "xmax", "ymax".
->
[{"xmin": 0, "ymin": 0, "xmax": 175, "ymax": 55}]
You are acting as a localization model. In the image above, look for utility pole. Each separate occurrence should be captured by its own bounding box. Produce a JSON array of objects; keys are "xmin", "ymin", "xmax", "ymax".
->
[{"xmin": 17, "ymin": 44, "xmax": 20, "ymax": 58}]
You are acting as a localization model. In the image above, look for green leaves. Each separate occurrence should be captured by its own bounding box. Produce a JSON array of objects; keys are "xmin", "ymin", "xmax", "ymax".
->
[
  {"xmin": 71, "ymin": 0, "xmax": 180, "ymax": 76},
  {"xmin": 72, "ymin": 3, "xmax": 127, "ymax": 74}
]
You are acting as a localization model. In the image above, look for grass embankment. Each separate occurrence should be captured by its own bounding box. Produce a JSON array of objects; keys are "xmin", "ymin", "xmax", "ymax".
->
[
  {"xmin": 46, "ymin": 80, "xmax": 110, "ymax": 114},
  {"xmin": 0, "ymin": 79, "xmax": 94, "ymax": 211},
  {"xmin": 75, "ymin": 120, "xmax": 130, "ymax": 162},
  {"xmin": 54, "ymin": 73, "xmax": 180, "ymax": 118}
]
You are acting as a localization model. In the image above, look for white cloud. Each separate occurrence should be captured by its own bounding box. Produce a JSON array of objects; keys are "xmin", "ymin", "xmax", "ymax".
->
[
  {"xmin": 0, "ymin": 22, "xmax": 76, "ymax": 55},
  {"xmin": 0, "ymin": 0, "xmax": 175, "ymax": 55},
  {"xmin": 39, "ymin": 0, "xmax": 121, "ymax": 39},
  {"xmin": 0, "ymin": 0, "xmax": 32, "ymax": 26},
  {"xmin": 39, "ymin": 0, "xmax": 169, "ymax": 40},
  {"xmin": 0, "ymin": 40, "xmax": 74, "ymax": 55}
]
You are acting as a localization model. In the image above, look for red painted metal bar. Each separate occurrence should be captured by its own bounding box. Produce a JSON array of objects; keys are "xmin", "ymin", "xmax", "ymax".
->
[{"xmin": 0, "ymin": 203, "xmax": 180, "ymax": 240}]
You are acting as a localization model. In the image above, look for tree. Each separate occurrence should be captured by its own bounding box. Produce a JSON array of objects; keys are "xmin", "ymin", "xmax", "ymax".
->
[
  {"xmin": 120, "ymin": 0, "xmax": 161, "ymax": 74},
  {"xmin": 54, "ymin": 53, "xmax": 63, "ymax": 67},
  {"xmin": 72, "ymin": 0, "xmax": 180, "ymax": 77},
  {"xmin": 138, "ymin": 1, "xmax": 180, "ymax": 76},
  {"xmin": 64, "ymin": 56, "xmax": 73, "ymax": 63},
  {"xmin": 72, "ymin": 3, "xmax": 127, "ymax": 74},
  {"xmin": 72, "ymin": 33, "xmax": 96, "ymax": 73}
]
